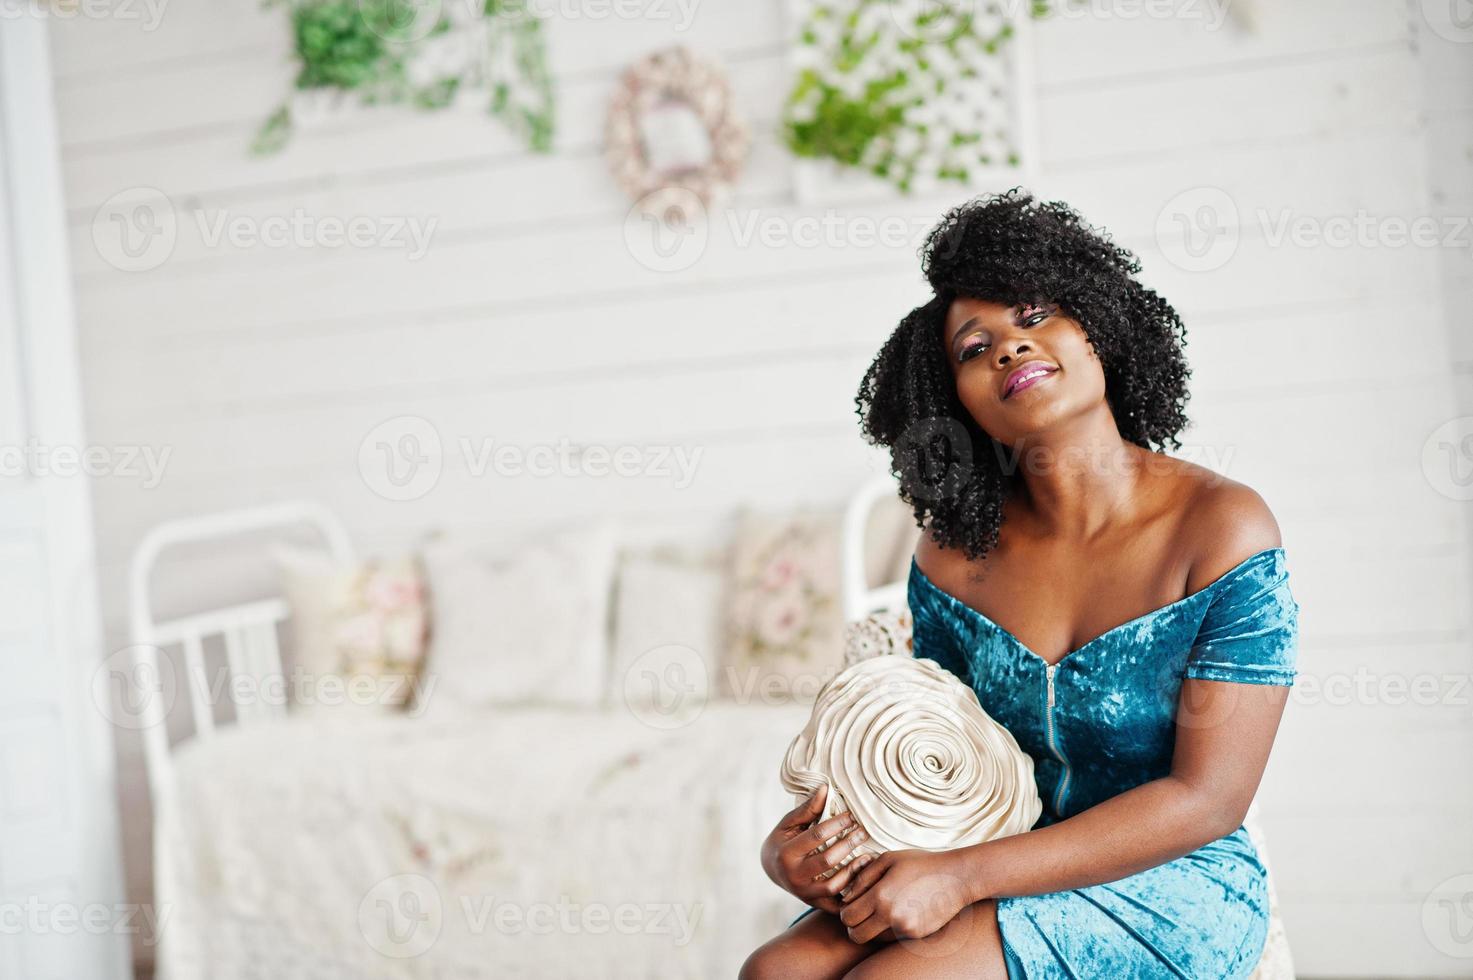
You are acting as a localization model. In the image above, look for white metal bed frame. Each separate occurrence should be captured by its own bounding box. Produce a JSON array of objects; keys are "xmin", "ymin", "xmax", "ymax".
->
[{"xmin": 127, "ymin": 500, "xmax": 354, "ymax": 807}]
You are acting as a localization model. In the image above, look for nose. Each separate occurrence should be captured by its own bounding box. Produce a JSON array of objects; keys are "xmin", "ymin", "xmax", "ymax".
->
[{"xmin": 993, "ymin": 331, "xmax": 1032, "ymax": 368}]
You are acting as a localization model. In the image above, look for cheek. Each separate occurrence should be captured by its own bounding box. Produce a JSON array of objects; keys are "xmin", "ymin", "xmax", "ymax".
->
[
  {"xmin": 1053, "ymin": 325, "xmax": 1106, "ymax": 385},
  {"xmin": 952, "ymin": 369, "xmax": 1009, "ymax": 427},
  {"xmin": 952, "ymin": 365, "xmax": 991, "ymax": 403},
  {"xmin": 1054, "ymin": 320, "xmax": 1096, "ymax": 358}
]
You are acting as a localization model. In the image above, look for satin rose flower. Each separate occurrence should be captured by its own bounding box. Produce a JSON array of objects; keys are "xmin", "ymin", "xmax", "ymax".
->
[{"xmin": 780, "ymin": 654, "xmax": 1042, "ymax": 862}]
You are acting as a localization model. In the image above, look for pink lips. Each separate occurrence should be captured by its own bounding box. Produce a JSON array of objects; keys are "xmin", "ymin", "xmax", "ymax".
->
[{"xmin": 1003, "ymin": 363, "xmax": 1058, "ymax": 399}]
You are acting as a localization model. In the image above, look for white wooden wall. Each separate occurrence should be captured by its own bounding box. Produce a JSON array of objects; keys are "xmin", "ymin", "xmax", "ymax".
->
[{"xmin": 46, "ymin": 1, "xmax": 1473, "ymax": 976}]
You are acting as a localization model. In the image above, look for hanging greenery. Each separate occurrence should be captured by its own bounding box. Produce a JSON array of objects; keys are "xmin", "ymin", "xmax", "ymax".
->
[
  {"xmin": 253, "ymin": 0, "xmax": 554, "ymax": 155},
  {"xmin": 783, "ymin": 0, "xmax": 1047, "ymax": 193}
]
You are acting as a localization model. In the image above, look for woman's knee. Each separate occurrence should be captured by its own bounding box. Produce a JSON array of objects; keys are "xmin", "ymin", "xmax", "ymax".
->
[
  {"xmin": 740, "ymin": 914, "xmax": 874, "ymax": 980},
  {"xmin": 840, "ymin": 899, "xmax": 1006, "ymax": 980},
  {"xmin": 738, "ymin": 942, "xmax": 786, "ymax": 980}
]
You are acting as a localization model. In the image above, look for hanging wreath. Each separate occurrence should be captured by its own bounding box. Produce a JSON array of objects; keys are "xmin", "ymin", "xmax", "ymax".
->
[{"xmin": 604, "ymin": 46, "xmax": 750, "ymax": 221}]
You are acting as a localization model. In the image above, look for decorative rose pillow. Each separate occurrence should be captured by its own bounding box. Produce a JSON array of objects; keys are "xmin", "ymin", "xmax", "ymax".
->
[
  {"xmin": 270, "ymin": 545, "xmax": 430, "ymax": 716},
  {"xmin": 720, "ymin": 507, "xmax": 845, "ymax": 704}
]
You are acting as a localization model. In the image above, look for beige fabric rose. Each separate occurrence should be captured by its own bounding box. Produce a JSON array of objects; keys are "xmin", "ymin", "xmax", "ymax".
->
[{"xmin": 780, "ymin": 655, "xmax": 1042, "ymax": 863}]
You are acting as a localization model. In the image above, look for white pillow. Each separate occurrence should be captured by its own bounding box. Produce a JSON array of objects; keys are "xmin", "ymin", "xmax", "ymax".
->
[
  {"xmin": 608, "ymin": 549, "xmax": 726, "ymax": 712},
  {"xmin": 415, "ymin": 519, "xmax": 618, "ymax": 714}
]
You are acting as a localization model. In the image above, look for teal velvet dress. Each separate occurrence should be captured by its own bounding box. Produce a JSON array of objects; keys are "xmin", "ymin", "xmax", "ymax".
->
[{"xmin": 789, "ymin": 546, "xmax": 1300, "ymax": 979}]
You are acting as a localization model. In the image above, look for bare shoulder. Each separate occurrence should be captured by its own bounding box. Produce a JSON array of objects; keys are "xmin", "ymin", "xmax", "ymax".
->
[
  {"xmin": 913, "ymin": 521, "xmax": 944, "ymax": 575},
  {"xmin": 912, "ymin": 520, "xmax": 971, "ymax": 584},
  {"xmin": 1179, "ymin": 467, "xmax": 1284, "ymax": 592}
]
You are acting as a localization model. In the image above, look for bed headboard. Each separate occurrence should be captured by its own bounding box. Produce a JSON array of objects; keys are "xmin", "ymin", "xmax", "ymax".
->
[{"xmin": 126, "ymin": 500, "xmax": 353, "ymax": 805}]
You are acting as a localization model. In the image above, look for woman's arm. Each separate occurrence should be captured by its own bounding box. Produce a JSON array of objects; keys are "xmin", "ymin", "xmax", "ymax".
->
[
  {"xmin": 953, "ymin": 676, "xmax": 1291, "ymax": 903},
  {"xmin": 833, "ymin": 676, "xmax": 1293, "ymax": 944}
]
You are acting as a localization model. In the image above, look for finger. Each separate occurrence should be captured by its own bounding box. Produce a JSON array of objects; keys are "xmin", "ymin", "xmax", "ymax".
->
[
  {"xmin": 810, "ymin": 896, "xmax": 842, "ymax": 916},
  {"xmin": 837, "ymin": 855, "xmax": 880, "ymax": 901},
  {"xmin": 794, "ymin": 822, "xmax": 862, "ymax": 879},
  {"xmin": 809, "ymin": 850, "xmax": 876, "ymax": 904},
  {"xmin": 842, "ymin": 896, "xmax": 872, "ymax": 943},
  {"xmin": 813, "ymin": 828, "xmax": 871, "ymax": 883},
  {"xmin": 782, "ymin": 784, "xmax": 827, "ymax": 829},
  {"xmin": 805, "ymin": 817, "xmax": 868, "ymax": 871},
  {"xmin": 838, "ymin": 888, "xmax": 875, "ymax": 930},
  {"xmin": 848, "ymin": 907, "xmax": 889, "ymax": 949},
  {"xmin": 798, "ymin": 810, "xmax": 860, "ymax": 857},
  {"xmin": 839, "ymin": 852, "xmax": 888, "ymax": 903}
]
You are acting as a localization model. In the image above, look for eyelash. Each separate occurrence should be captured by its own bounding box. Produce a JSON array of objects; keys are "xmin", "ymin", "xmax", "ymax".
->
[{"xmin": 957, "ymin": 311, "xmax": 1049, "ymax": 363}]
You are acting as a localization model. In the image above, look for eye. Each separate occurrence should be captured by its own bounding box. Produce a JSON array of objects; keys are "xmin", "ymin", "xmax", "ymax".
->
[
  {"xmin": 957, "ymin": 340, "xmax": 987, "ymax": 364},
  {"xmin": 1022, "ymin": 311, "xmax": 1049, "ymax": 327}
]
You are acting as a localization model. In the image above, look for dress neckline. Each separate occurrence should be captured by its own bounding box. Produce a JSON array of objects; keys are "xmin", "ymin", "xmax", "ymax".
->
[{"xmin": 908, "ymin": 546, "xmax": 1284, "ymax": 670}]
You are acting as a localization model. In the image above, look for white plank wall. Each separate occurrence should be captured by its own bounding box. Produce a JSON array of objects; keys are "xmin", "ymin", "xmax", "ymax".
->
[{"xmin": 45, "ymin": 1, "xmax": 1473, "ymax": 976}]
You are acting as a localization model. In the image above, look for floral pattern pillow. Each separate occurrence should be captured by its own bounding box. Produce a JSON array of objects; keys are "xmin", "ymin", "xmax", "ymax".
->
[
  {"xmin": 272, "ymin": 545, "xmax": 429, "ymax": 715},
  {"xmin": 720, "ymin": 507, "xmax": 845, "ymax": 703}
]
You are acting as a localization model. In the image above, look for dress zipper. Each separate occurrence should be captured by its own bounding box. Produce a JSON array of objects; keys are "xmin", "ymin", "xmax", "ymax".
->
[{"xmin": 1043, "ymin": 663, "xmax": 1072, "ymax": 816}]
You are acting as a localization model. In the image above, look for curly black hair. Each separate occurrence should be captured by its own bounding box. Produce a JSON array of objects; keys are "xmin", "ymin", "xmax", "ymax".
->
[{"xmin": 855, "ymin": 188, "xmax": 1193, "ymax": 562}]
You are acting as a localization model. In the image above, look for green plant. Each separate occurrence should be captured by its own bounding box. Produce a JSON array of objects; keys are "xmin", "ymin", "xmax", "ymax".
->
[
  {"xmin": 783, "ymin": 0, "xmax": 1048, "ymax": 193},
  {"xmin": 482, "ymin": 0, "xmax": 554, "ymax": 153},
  {"xmin": 254, "ymin": 0, "xmax": 554, "ymax": 155}
]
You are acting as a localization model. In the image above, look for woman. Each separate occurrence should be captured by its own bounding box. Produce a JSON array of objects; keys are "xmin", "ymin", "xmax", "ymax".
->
[{"xmin": 741, "ymin": 190, "xmax": 1300, "ymax": 979}]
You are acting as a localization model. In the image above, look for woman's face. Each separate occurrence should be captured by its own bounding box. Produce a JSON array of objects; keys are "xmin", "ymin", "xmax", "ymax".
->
[{"xmin": 941, "ymin": 295, "xmax": 1107, "ymax": 446}]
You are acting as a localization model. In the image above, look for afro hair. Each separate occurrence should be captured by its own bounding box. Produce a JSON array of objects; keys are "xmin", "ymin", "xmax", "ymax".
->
[{"xmin": 855, "ymin": 188, "xmax": 1193, "ymax": 562}]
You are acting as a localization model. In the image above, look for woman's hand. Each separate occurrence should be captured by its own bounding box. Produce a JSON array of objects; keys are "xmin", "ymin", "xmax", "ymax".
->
[
  {"xmin": 836, "ymin": 848, "xmax": 975, "ymax": 944},
  {"xmin": 760, "ymin": 784, "xmax": 878, "ymax": 916}
]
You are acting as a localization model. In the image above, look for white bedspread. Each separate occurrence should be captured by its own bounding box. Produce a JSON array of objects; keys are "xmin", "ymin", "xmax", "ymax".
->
[{"xmin": 155, "ymin": 702, "xmax": 815, "ymax": 979}]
